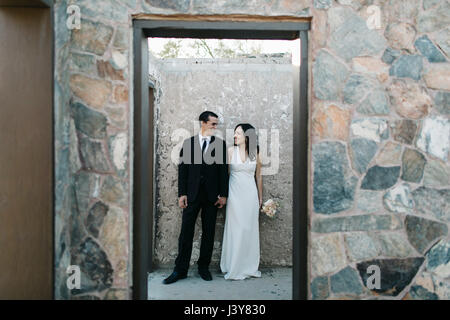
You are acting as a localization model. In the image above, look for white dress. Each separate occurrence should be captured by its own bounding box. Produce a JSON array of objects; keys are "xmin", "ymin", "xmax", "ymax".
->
[{"xmin": 220, "ymin": 146, "xmax": 262, "ymax": 280}]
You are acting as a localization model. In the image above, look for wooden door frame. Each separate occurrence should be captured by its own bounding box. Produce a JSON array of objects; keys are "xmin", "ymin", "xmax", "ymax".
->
[
  {"xmin": 0, "ymin": 0, "xmax": 54, "ymax": 299},
  {"xmin": 133, "ymin": 17, "xmax": 310, "ymax": 300}
]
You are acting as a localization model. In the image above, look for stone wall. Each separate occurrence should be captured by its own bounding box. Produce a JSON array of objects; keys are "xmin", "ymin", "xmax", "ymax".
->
[
  {"xmin": 53, "ymin": 0, "xmax": 450, "ymax": 299},
  {"xmin": 309, "ymin": 0, "xmax": 449, "ymax": 300},
  {"xmin": 150, "ymin": 56, "xmax": 293, "ymax": 268}
]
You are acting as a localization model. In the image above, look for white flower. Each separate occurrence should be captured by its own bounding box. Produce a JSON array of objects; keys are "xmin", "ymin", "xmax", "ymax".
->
[{"xmin": 261, "ymin": 198, "xmax": 279, "ymax": 219}]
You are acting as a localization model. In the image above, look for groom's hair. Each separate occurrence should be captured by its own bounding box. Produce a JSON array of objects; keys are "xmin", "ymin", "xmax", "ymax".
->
[{"xmin": 199, "ymin": 111, "xmax": 218, "ymax": 123}]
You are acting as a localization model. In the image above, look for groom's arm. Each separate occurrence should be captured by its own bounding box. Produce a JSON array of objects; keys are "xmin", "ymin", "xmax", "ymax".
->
[
  {"xmin": 219, "ymin": 140, "xmax": 229, "ymax": 198},
  {"xmin": 178, "ymin": 139, "xmax": 189, "ymax": 197}
]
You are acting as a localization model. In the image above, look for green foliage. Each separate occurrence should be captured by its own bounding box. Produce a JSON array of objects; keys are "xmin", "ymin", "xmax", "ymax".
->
[{"xmin": 151, "ymin": 39, "xmax": 264, "ymax": 59}]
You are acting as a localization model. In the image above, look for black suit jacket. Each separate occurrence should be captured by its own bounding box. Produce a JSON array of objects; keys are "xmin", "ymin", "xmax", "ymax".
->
[{"xmin": 178, "ymin": 135, "xmax": 229, "ymax": 203}]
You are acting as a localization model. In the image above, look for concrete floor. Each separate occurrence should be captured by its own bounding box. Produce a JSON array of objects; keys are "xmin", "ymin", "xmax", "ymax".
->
[{"xmin": 148, "ymin": 267, "xmax": 292, "ymax": 300}]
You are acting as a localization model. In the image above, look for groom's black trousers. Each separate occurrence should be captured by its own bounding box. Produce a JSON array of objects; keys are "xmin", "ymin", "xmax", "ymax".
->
[{"xmin": 174, "ymin": 179, "xmax": 218, "ymax": 274}]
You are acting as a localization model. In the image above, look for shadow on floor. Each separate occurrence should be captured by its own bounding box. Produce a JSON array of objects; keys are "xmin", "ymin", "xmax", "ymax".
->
[{"xmin": 148, "ymin": 267, "xmax": 292, "ymax": 300}]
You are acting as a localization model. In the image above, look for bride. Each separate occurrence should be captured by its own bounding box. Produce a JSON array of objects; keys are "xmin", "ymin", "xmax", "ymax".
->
[{"xmin": 220, "ymin": 123, "xmax": 263, "ymax": 280}]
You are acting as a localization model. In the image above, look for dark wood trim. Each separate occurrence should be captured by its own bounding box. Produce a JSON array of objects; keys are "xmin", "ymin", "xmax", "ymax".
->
[
  {"xmin": 0, "ymin": 0, "xmax": 52, "ymax": 7},
  {"xmin": 299, "ymin": 30, "xmax": 309, "ymax": 300},
  {"xmin": 133, "ymin": 19, "xmax": 310, "ymax": 300},
  {"xmin": 133, "ymin": 25, "xmax": 151, "ymax": 300},
  {"xmin": 49, "ymin": 0, "xmax": 55, "ymax": 300},
  {"xmin": 133, "ymin": 13, "xmax": 311, "ymax": 23}
]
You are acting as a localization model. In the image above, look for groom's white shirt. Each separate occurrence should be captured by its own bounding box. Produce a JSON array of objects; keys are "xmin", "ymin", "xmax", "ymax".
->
[{"xmin": 198, "ymin": 132, "xmax": 211, "ymax": 153}]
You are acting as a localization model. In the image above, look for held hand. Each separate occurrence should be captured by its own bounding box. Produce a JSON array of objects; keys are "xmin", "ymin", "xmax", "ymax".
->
[
  {"xmin": 214, "ymin": 197, "xmax": 227, "ymax": 208},
  {"xmin": 178, "ymin": 195, "xmax": 188, "ymax": 209},
  {"xmin": 259, "ymin": 197, "xmax": 263, "ymax": 209}
]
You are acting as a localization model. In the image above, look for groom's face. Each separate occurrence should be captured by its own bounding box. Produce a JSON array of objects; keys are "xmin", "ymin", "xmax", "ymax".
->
[{"xmin": 201, "ymin": 116, "xmax": 218, "ymax": 136}]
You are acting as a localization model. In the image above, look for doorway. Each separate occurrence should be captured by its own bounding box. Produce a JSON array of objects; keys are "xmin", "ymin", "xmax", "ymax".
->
[
  {"xmin": 133, "ymin": 17, "xmax": 310, "ymax": 300},
  {"xmin": 0, "ymin": 0, "xmax": 54, "ymax": 299}
]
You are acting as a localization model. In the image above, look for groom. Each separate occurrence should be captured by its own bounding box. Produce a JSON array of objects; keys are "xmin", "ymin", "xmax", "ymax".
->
[{"xmin": 163, "ymin": 111, "xmax": 229, "ymax": 284}]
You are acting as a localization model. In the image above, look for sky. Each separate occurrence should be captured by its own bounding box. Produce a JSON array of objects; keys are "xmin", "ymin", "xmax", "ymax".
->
[{"xmin": 148, "ymin": 38, "xmax": 301, "ymax": 65}]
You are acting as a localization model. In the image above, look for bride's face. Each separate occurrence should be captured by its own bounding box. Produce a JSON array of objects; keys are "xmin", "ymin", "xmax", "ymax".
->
[{"xmin": 234, "ymin": 126, "xmax": 245, "ymax": 146}]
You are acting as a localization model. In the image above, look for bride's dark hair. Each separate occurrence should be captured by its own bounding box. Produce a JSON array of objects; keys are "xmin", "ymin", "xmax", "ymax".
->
[{"xmin": 234, "ymin": 123, "xmax": 259, "ymax": 161}]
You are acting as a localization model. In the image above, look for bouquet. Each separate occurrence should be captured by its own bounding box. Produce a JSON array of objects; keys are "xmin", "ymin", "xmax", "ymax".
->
[{"xmin": 260, "ymin": 199, "xmax": 279, "ymax": 218}]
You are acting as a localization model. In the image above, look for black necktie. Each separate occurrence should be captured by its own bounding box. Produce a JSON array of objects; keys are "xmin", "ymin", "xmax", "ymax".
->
[{"xmin": 202, "ymin": 138, "xmax": 207, "ymax": 154}]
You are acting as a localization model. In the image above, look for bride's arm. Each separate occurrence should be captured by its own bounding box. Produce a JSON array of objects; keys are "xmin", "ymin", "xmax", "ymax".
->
[
  {"xmin": 255, "ymin": 153, "xmax": 263, "ymax": 207},
  {"xmin": 227, "ymin": 146, "xmax": 233, "ymax": 174}
]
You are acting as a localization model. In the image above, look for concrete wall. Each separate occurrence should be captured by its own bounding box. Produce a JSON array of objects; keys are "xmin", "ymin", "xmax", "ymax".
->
[
  {"xmin": 151, "ymin": 56, "xmax": 293, "ymax": 268},
  {"xmin": 53, "ymin": 0, "xmax": 450, "ymax": 299}
]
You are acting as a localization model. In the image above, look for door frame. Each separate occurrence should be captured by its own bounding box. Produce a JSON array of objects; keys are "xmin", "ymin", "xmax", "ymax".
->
[
  {"xmin": 0, "ymin": 0, "xmax": 54, "ymax": 299},
  {"xmin": 132, "ymin": 17, "xmax": 310, "ymax": 300}
]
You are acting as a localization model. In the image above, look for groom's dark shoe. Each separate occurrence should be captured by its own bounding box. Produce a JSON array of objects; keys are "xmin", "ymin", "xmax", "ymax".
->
[
  {"xmin": 198, "ymin": 269, "xmax": 213, "ymax": 281},
  {"xmin": 163, "ymin": 271, "xmax": 187, "ymax": 285}
]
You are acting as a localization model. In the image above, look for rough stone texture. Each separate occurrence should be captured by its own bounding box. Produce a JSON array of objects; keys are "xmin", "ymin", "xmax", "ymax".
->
[
  {"xmin": 357, "ymin": 257, "xmax": 425, "ymax": 296},
  {"xmin": 416, "ymin": 116, "xmax": 450, "ymax": 161},
  {"xmin": 426, "ymin": 239, "xmax": 450, "ymax": 279},
  {"xmin": 313, "ymin": 0, "xmax": 331, "ymax": 9},
  {"xmin": 312, "ymin": 104, "xmax": 351, "ymax": 142},
  {"xmin": 312, "ymin": 215, "xmax": 402, "ymax": 233},
  {"xmin": 330, "ymin": 267, "xmax": 363, "ymax": 295},
  {"xmin": 99, "ymin": 176, "xmax": 128, "ymax": 208},
  {"xmin": 376, "ymin": 232, "xmax": 418, "ymax": 258},
  {"xmin": 383, "ymin": 183, "xmax": 414, "ymax": 214},
  {"xmin": 313, "ymin": 50, "xmax": 348, "ymax": 100},
  {"xmin": 343, "ymin": 74, "xmax": 375, "ymax": 105},
  {"xmin": 311, "ymin": 234, "xmax": 347, "ymax": 277},
  {"xmin": 351, "ymin": 118, "xmax": 389, "ymax": 143},
  {"xmin": 70, "ymin": 19, "xmax": 114, "ymax": 56},
  {"xmin": 349, "ymin": 138, "xmax": 378, "ymax": 174},
  {"xmin": 361, "ymin": 165, "xmax": 401, "ymax": 190},
  {"xmin": 382, "ymin": 48, "xmax": 402, "ymax": 65},
  {"xmin": 70, "ymin": 102, "xmax": 108, "ymax": 140},
  {"xmin": 405, "ymin": 215, "xmax": 448, "ymax": 254},
  {"xmin": 431, "ymin": 27, "xmax": 450, "ymax": 58},
  {"xmin": 414, "ymin": 35, "xmax": 447, "ymax": 63},
  {"xmin": 345, "ymin": 232, "xmax": 379, "ymax": 262},
  {"xmin": 313, "ymin": 142, "xmax": 357, "ymax": 214},
  {"xmin": 352, "ymin": 57, "xmax": 389, "ymax": 75},
  {"xmin": 98, "ymin": 206, "xmax": 128, "ymax": 287},
  {"xmin": 423, "ymin": 0, "xmax": 440, "ymax": 10},
  {"xmin": 85, "ymin": 201, "xmax": 109, "ymax": 238},
  {"xmin": 356, "ymin": 190, "xmax": 384, "ymax": 214},
  {"xmin": 389, "ymin": 79, "xmax": 432, "ymax": 119},
  {"xmin": 401, "ymin": 148, "xmax": 426, "ymax": 183},
  {"xmin": 391, "ymin": 120, "xmax": 418, "ymax": 145},
  {"xmin": 389, "ymin": 55, "xmax": 423, "ymax": 81},
  {"xmin": 412, "ymin": 187, "xmax": 450, "ymax": 222},
  {"xmin": 310, "ymin": 276, "xmax": 329, "ymax": 300},
  {"xmin": 70, "ymin": 237, "xmax": 114, "ymax": 295},
  {"xmin": 375, "ymin": 142, "xmax": 402, "ymax": 166},
  {"xmin": 327, "ymin": 6, "xmax": 386, "ymax": 61},
  {"xmin": 357, "ymin": 90, "xmax": 390, "ymax": 115},
  {"xmin": 74, "ymin": 171, "xmax": 101, "ymax": 214},
  {"xmin": 417, "ymin": 0, "xmax": 450, "ymax": 33},
  {"xmin": 409, "ymin": 285, "xmax": 439, "ymax": 300},
  {"xmin": 434, "ymin": 91, "xmax": 450, "ymax": 115},
  {"xmin": 423, "ymin": 64, "xmax": 450, "ymax": 91},
  {"xmin": 97, "ymin": 60, "xmax": 125, "ymax": 81},
  {"xmin": 423, "ymin": 158, "xmax": 450, "ymax": 188},
  {"xmin": 385, "ymin": 23, "xmax": 416, "ymax": 51},
  {"xmin": 384, "ymin": 0, "xmax": 420, "ymax": 22},
  {"xmin": 79, "ymin": 136, "xmax": 111, "ymax": 173}
]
